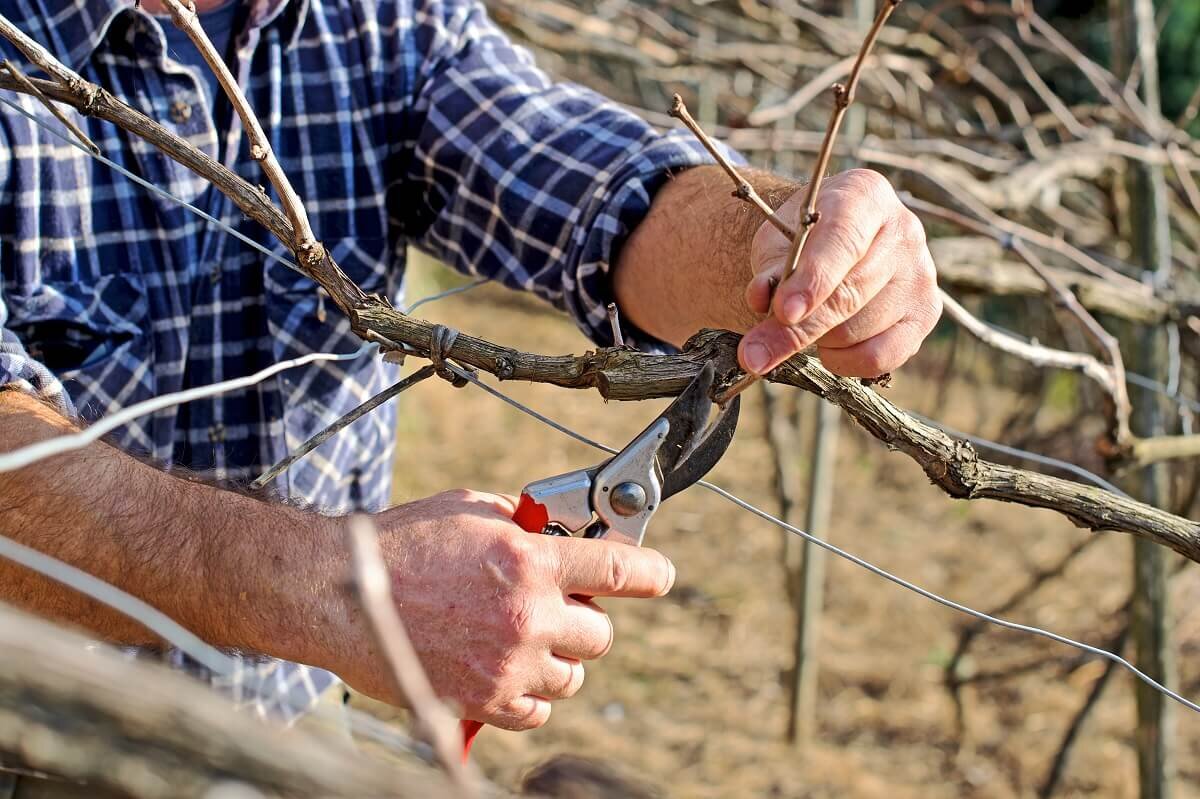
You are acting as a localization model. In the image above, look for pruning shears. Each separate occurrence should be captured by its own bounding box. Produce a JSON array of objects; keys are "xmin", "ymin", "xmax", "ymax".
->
[{"xmin": 460, "ymin": 363, "xmax": 741, "ymax": 758}]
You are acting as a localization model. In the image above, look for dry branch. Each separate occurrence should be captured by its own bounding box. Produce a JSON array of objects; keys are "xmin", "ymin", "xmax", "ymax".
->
[
  {"xmin": 157, "ymin": 0, "xmax": 317, "ymax": 257},
  {"xmin": 929, "ymin": 238, "xmax": 1173, "ymax": 324},
  {"xmin": 0, "ymin": 602, "xmax": 481, "ymax": 799}
]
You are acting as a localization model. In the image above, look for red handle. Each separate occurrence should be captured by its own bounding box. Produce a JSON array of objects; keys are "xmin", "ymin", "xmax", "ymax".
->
[
  {"xmin": 460, "ymin": 719, "xmax": 484, "ymax": 761},
  {"xmin": 512, "ymin": 493, "xmax": 550, "ymax": 533},
  {"xmin": 460, "ymin": 492, "xmax": 548, "ymax": 760}
]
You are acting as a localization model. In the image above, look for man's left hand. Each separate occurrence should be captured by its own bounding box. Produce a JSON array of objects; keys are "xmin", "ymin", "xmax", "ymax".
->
[{"xmin": 739, "ymin": 169, "xmax": 942, "ymax": 378}]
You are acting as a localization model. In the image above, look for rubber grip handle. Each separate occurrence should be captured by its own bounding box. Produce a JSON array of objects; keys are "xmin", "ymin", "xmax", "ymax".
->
[{"xmin": 461, "ymin": 492, "xmax": 546, "ymax": 760}]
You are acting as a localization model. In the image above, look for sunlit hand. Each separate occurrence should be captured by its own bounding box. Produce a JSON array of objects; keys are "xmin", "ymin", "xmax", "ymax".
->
[
  {"xmin": 328, "ymin": 490, "xmax": 675, "ymax": 731},
  {"xmin": 740, "ymin": 169, "xmax": 942, "ymax": 378}
]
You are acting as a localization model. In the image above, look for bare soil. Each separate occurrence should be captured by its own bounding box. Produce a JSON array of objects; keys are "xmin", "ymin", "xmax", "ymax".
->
[{"xmin": 370, "ymin": 262, "xmax": 1200, "ymax": 798}]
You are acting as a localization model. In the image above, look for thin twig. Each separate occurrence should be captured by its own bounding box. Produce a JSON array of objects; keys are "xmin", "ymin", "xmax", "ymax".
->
[
  {"xmin": 346, "ymin": 517, "xmax": 477, "ymax": 797},
  {"xmin": 156, "ymin": 0, "xmax": 318, "ymax": 258},
  {"xmin": 0, "ymin": 59, "xmax": 97, "ymax": 153},
  {"xmin": 251, "ymin": 366, "xmax": 437, "ymax": 490},
  {"xmin": 1010, "ymin": 239, "xmax": 1133, "ymax": 447},
  {"xmin": 714, "ymin": 0, "xmax": 902, "ymax": 405},
  {"xmin": 606, "ymin": 303, "xmax": 626, "ymax": 347},
  {"xmin": 669, "ymin": 94, "xmax": 792, "ymax": 236},
  {"xmin": 1177, "ymin": 80, "xmax": 1200, "ymax": 130},
  {"xmin": 781, "ymin": 0, "xmax": 901, "ymax": 283},
  {"xmin": 1166, "ymin": 143, "xmax": 1200, "ymax": 221},
  {"xmin": 939, "ymin": 292, "xmax": 1125, "ymax": 411},
  {"xmin": 0, "ymin": 15, "xmax": 80, "ymax": 87}
]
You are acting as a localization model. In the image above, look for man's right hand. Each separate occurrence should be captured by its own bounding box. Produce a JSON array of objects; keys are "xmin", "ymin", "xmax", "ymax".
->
[
  {"xmin": 0, "ymin": 390, "xmax": 673, "ymax": 731},
  {"xmin": 320, "ymin": 489, "xmax": 676, "ymax": 731}
]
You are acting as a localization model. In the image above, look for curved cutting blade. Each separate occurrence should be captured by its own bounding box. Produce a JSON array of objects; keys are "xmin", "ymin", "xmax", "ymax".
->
[
  {"xmin": 654, "ymin": 363, "xmax": 741, "ymax": 501},
  {"xmin": 660, "ymin": 392, "xmax": 740, "ymax": 500}
]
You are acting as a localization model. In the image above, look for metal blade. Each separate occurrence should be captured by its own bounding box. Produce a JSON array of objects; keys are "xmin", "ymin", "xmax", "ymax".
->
[
  {"xmin": 652, "ymin": 363, "xmax": 718, "ymax": 479},
  {"xmin": 660, "ymin": 394, "xmax": 740, "ymax": 500}
]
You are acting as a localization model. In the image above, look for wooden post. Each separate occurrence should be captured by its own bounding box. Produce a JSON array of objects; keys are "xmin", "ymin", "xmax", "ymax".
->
[
  {"xmin": 1112, "ymin": 1, "xmax": 1176, "ymax": 796},
  {"xmin": 783, "ymin": 0, "xmax": 872, "ymax": 749},
  {"xmin": 787, "ymin": 396, "xmax": 839, "ymax": 745}
]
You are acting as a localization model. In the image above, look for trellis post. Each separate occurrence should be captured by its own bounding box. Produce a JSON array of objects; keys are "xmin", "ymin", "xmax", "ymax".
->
[{"xmin": 1111, "ymin": 0, "xmax": 1177, "ymax": 796}]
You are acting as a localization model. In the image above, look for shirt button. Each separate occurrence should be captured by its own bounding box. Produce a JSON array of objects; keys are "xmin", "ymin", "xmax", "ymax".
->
[
  {"xmin": 170, "ymin": 100, "xmax": 193, "ymax": 124},
  {"xmin": 208, "ymin": 424, "xmax": 226, "ymax": 444},
  {"xmin": 210, "ymin": 264, "xmax": 222, "ymax": 285}
]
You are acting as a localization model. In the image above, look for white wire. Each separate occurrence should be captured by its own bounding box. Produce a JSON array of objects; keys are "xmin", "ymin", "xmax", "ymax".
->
[
  {"xmin": 0, "ymin": 344, "xmax": 375, "ymax": 473},
  {"xmin": 0, "ymin": 533, "xmax": 236, "ymax": 675},
  {"xmin": 445, "ymin": 363, "xmax": 1200, "ymax": 717}
]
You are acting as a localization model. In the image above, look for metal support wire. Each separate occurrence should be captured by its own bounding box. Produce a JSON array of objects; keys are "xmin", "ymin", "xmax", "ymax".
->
[{"xmin": 443, "ymin": 361, "xmax": 1200, "ymax": 718}]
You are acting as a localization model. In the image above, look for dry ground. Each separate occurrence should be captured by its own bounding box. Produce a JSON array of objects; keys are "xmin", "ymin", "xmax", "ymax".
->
[{"xmin": 366, "ymin": 259, "xmax": 1200, "ymax": 798}]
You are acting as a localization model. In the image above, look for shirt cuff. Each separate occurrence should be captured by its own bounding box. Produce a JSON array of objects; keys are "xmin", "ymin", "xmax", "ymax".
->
[
  {"xmin": 564, "ymin": 128, "xmax": 748, "ymax": 353},
  {"xmin": 0, "ymin": 324, "xmax": 74, "ymax": 416}
]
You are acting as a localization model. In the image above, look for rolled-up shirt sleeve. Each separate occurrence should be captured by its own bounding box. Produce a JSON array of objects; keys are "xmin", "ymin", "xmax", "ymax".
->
[
  {"xmin": 0, "ymin": 131, "xmax": 72, "ymax": 415},
  {"xmin": 0, "ymin": 299, "xmax": 74, "ymax": 415},
  {"xmin": 391, "ymin": 0, "xmax": 744, "ymax": 348}
]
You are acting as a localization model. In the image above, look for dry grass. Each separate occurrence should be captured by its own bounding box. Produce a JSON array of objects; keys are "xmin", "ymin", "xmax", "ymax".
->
[{"xmin": 369, "ymin": 257, "xmax": 1200, "ymax": 798}]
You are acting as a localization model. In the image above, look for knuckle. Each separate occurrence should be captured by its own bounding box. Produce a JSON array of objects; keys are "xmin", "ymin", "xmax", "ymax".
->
[
  {"xmin": 862, "ymin": 349, "xmax": 892, "ymax": 376},
  {"xmin": 778, "ymin": 323, "xmax": 808, "ymax": 354},
  {"xmin": 845, "ymin": 167, "xmax": 891, "ymax": 196},
  {"xmin": 823, "ymin": 219, "xmax": 869, "ymax": 262},
  {"xmin": 443, "ymin": 488, "xmax": 477, "ymax": 504},
  {"xmin": 494, "ymin": 699, "xmax": 551, "ymax": 731},
  {"xmin": 824, "ymin": 280, "xmax": 863, "ymax": 319},
  {"xmin": 603, "ymin": 547, "xmax": 631, "ymax": 594},
  {"xmin": 897, "ymin": 208, "xmax": 927, "ymax": 245},
  {"xmin": 920, "ymin": 251, "xmax": 938, "ymax": 286},
  {"xmin": 927, "ymin": 289, "xmax": 944, "ymax": 323},
  {"xmin": 497, "ymin": 535, "xmax": 540, "ymax": 584}
]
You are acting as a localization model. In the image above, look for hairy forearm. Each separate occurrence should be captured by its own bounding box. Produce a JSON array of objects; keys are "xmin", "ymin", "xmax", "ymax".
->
[
  {"xmin": 0, "ymin": 390, "xmax": 341, "ymax": 662},
  {"xmin": 614, "ymin": 165, "xmax": 798, "ymax": 346}
]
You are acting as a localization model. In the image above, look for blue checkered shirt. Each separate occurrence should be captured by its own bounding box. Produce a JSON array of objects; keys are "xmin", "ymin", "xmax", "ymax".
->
[{"xmin": 0, "ymin": 0, "xmax": 721, "ymax": 721}]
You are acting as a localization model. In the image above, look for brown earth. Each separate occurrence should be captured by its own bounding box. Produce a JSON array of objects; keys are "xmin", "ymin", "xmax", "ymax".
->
[{"xmin": 365, "ymin": 258, "xmax": 1200, "ymax": 798}]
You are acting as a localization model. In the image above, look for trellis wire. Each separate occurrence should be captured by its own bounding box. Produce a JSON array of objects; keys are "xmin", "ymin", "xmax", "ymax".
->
[
  {"xmin": 0, "ymin": 95, "xmax": 304, "ymax": 276},
  {"xmin": 0, "ymin": 344, "xmax": 375, "ymax": 474},
  {"xmin": 911, "ymin": 412, "xmax": 1131, "ymax": 498},
  {"xmin": 442, "ymin": 361, "xmax": 1200, "ymax": 717}
]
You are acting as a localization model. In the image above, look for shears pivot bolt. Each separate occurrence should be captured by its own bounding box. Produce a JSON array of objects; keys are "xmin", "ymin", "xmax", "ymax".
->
[{"xmin": 609, "ymin": 481, "xmax": 648, "ymax": 517}]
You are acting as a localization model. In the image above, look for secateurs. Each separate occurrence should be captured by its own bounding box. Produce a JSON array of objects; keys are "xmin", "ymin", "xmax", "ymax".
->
[{"xmin": 461, "ymin": 362, "xmax": 741, "ymax": 756}]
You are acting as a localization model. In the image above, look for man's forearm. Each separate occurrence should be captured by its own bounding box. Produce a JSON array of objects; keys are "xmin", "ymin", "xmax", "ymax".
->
[
  {"xmin": 0, "ymin": 390, "xmax": 341, "ymax": 663},
  {"xmin": 614, "ymin": 165, "xmax": 797, "ymax": 346}
]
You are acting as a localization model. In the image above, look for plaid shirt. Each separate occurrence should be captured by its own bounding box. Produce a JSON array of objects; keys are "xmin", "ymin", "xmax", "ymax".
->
[{"xmin": 0, "ymin": 0, "xmax": 721, "ymax": 720}]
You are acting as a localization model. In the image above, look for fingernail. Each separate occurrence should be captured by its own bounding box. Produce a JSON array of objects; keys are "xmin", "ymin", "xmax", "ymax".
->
[
  {"xmin": 742, "ymin": 340, "xmax": 771, "ymax": 375},
  {"xmin": 782, "ymin": 293, "xmax": 809, "ymax": 325},
  {"xmin": 663, "ymin": 557, "xmax": 676, "ymax": 595}
]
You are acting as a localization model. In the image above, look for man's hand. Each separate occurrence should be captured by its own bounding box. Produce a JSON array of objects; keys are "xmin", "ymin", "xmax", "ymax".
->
[
  {"xmin": 740, "ymin": 169, "xmax": 941, "ymax": 378},
  {"xmin": 326, "ymin": 490, "xmax": 675, "ymax": 731},
  {"xmin": 614, "ymin": 165, "xmax": 942, "ymax": 378}
]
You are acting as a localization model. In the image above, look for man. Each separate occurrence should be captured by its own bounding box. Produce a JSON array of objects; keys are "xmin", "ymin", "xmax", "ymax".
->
[{"xmin": 0, "ymin": 0, "xmax": 939, "ymax": 766}]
